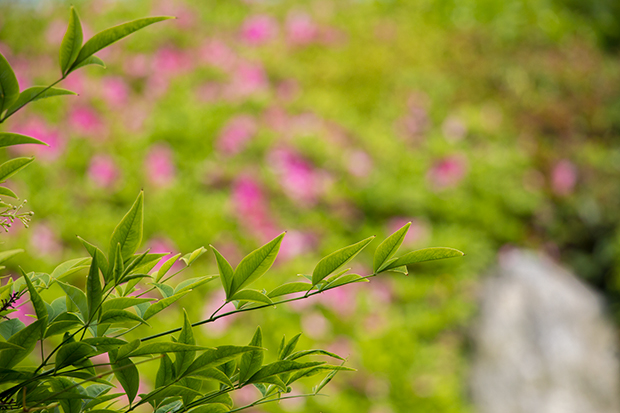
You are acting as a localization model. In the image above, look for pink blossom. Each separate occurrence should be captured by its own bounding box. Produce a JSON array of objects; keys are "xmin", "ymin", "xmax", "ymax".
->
[
  {"xmin": 224, "ymin": 61, "xmax": 269, "ymax": 100},
  {"xmin": 240, "ymin": 15, "xmax": 278, "ymax": 45},
  {"xmin": 46, "ymin": 19, "xmax": 67, "ymax": 45},
  {"xmin": 10, "ymin": 296, "xmax": 35, "ymax": 326},
  {"xmin": 68, "ymin": 106, "xmax": 104, "ymax": 136},
  {"xmin": 88, "ymin": 155, "xmax": 119, "ymax": 188},
  {"xmin": 123, "ymin": 54, "xmax": 151, "ymax": 78},
  {"xmin": 61, "ymin": 72, "xmax": 86, "ymax": 95},
  {"xmin": 153, "ymin": 47, "xmax": 192, "ymax": 74},
  {"xmin": 262, "ymin": 106, "xmax": 290, "ymax": 133},
  {"xmin": 426, "ymin": 155, "xmax": 468, "ymax": 190},
  {"xmin": 101, "ymin": 77, "xmax": 129, "ymax": 107},
  {"xmin": 441, "ymin": 115, "xmax": 467, "ymax": 142},
  {"xmin": 231, "ymin": 176, "xmax": 279, "ymax": 239},
  {"xmin": 196, "ymin": 82, "xmax": 221, "ymax": 103},
  {"xmin": 199, "ymin": 40, "xmax": 237, "ymax": 70},
  {"xmin": 276, "ymin": 79, "xmax": 300, "ymax": 102},
  {"xmin": 216, "ymin": 115, "xmax": 257, "ymax": 155},
  {"xmin": 279, "ymin": 230, "xmax": 315, "ymax": 259},
  {"xmin": 268, "ymin": 148, "xmax": 323, "ymax": 205},
  {"xmin": 387, "ymin": 217, "xmax": 431, "ymax": 246},
  {"xmin": 286, "ymin": 12, "xmax": 318, "ymax": 45},
  {"xmin": 316, "ymin": 283, "xmax": 360, "ymax": 318},
  {"xmin": 346, "ymin": 150, "xmax": 373, "ymax": 178},
  {"xmin": 10, "ymin": 117, "xmax": 64, "ymax": 161},
  {"xmin": 301, "ymin": 311, "xmax": 331, "ymax": 339},
  {"xmin": 30, "ymin": 223, "xmax": 62, "ymax": 258},
  {"xmin": 551, "ymin": 160, "xmax": 577, "ymax": 196},
  {"xmin": 201, "ymin": 290, "xmax": 237, "ymax": 337},
  {"xmin": 145, "ymin": 143, "xmax": 176, "ymax": 187}
]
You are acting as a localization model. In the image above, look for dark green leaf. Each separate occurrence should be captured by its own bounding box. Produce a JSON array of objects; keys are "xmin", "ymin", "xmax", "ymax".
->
[
  {"xmin": 4, "ymin": 87, "xmax": 76, "ymax": 119},
  {"xmin": 44, "ymin": 314, "xmax": 82, "ymax": 338},
  {"xmin": 380, "ymin": 247, "xmax": 465, "ymax": 271},
  {"xmin": 230, "ymin": 232, "xmax": 285, "ymax": 296},
  {"xmin": 186, "ymin": 367, "xmax": 233, "ymax": 388},
  {"xmin": 0, "ymin": 132, "xmax": 48, "ymax": 149},
  {"xmin": 112, "ymin": 243, "xmax": 124, "ymax": 284},
  {"xmin": 231, "ymin": 289, "xmax": 272, "ymax": 305},
  {"xmin": 239, "ymin": 326, "xmax": 263, "ymax": 384},
  {"xmin": 143, "ymin": 291, "xmax": 188, "ymax": 320},
  {"xmin": 267, "ymin": 282, "xmax": 312, "ymax": 298},
  {"xmin": 140, "ymin": 385, "xmax": 202, "ymax": 405},
  {"xmin": 113, "ymin": 357, "xmax": 139, "ymax": 403},
  {"xmin": 102, "ymin": 297, "xmax": 153, "ymax": 313},
  {"xmin": 71, "ymin": 17, "xmax": 173, "ymax": 72},
  {"xmin": 87, "ymin": 254, "xmax": 103, "ymax": 322},
  {"xmin": 55, "ymin": 342, "xmax": 96, "ymax": 370},
  {"xmin": 108, "ymin": 191, "xmax": 143, "ymax": 272},
  {"xmin": 187, "ymin": 403, "xmax": 229, "ymax": 413},
  {"xmin": 77, "ymin": 237, "xmax": 109, "ymax": 278},
  {"xmin": 183, "ymin": 346, "xmax": 262, "ymax": 377},
  {"xmin": 128, "ymin": 342, "xmax": 207, "ymax": 358},
  {"xmin": 0, "ymin": 342, "xmax": 23, "ymax": 351},
  {"xmin": 59, "ymin": 6, "xmax": 83, "ymax": 75},
  {"xmin": 312, "ymin": 236, "xmax": 375, "ymax": 286},
  {"xmin": 0, "ymin": 318, "xmax": 46, "ymax": 368},
  {"xmin": 155, "ymin": 354, "xmax": 174, "ymax": 389},
  {"xmin": 58, "ymin": 281, "xmax": 88, "ymax": 321},
  {"xmin": 248, "ymin": 360, "xmax": 325, "ymax": 384},
  {"xmin": 82, "ymin": 337, "xmax": 127, "ymax": 352},
  {"xmin": 115, "ymin": 338, "xmax": 140, "ymax": 361},
  {"xmin": 23, "ymin": 273, "xmax": 47, "ymax": 322},
  {"xmin": 211, "ymin": 246, "xmax": 233, "ymax": 298},
  {"xmin": 373, "ymin": 222, "xmax": 411, "ymax": 272},
  {"xmin": 285, "ymin": 349, "xmax": 344, "ymax": 361},
  {"xmin": 0, "ymin": 157, "xmax": 34, "ymax": 183},
  {"xmin": 99, "ymin": 309, "xmax": 148, "ymax": 326},
  {"xmin": 174, "ymin": 310, "xmax": 195, "ymax": 377},
  {"xmin": 0, "ymin": 52, "xmax": 19, "ymax": 115}
]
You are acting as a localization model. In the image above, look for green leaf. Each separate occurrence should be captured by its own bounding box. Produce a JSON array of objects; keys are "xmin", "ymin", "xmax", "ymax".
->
[
  {"xmin": 0, "ymin": 342, "xmax": 23, "ymax": 351},
  {"xmin": 373, "ymin": 222, "xmax": 411, "ymax": 272},
  {"xmin": 100, "ymin": 309, "xmax": 149, "ymax": 326},
  {"xmin": 267, "ymin": 282, "xmax": 312, "ymax": 298},
  {"xmin": 0, "ymin": 318, "xmax": 24, "ymax": 340},
  {"xmin": 4, "ymin": 87, "xmax": 76, "ymax": 119},
  {"xmin": 174, "ymin": 275, "xmax": 217, "ymax": 295},
  {"xmin": 288, "ymin": 364, "xmax": 354, "ymax": 386},
  {"xmin": 0, "ymin": 132, "xmax": 48, "ymax": 149},
  {"xmin": 112, "ymin": 243, "xmax": 124, "ymax": 283},
  {"xmin": 231, "ymin": 289, "xmax": 273, "ymax": 305},
  {"xmin": 55, "ymin": 342, "xmax": 96, "ymax": 370},
  {"xmin": 186, "ymin": 367, "xmax": 233, "ymax": 388},
  {"xmin": 183, "ymin": 346, "xmax": 262, "ymax": 377},
  {"xmin": 128, "ymin": 342, "xmax": 207, "ymax": 358},
  {"xmin": 323, "ymin": 274, "xmax": 369, "ymax": 290},
  {"xmin": 87, "ymin": 254, "xmax": 103, "ymax": 322},
  {"xmin": 0, "ymin": 51, "xmax": 20, "ymax": 115},
  {"xmin": 174, "ymin": 310, "xmax": 195, "ymax": 377},
  {"xmin": 187, "ymin": 405, "xmax": 230, "ymax": 413},
  {"xmin": 59, "ymin": 6, "xmax": 83, "ymax": 75},
  {"xmin": 71, "ymin": 55, "xmax": 107, "ymax": 72},
  {"xmin": 314, "ymin": 364, "xmax": 344, "ymax": 394},
  {"xmin": 82, "ymin": 337, "xmax": 127, "ymax": 352},
  {"xmin": 49, "ymin": 377, "xmax": 86, "ymax": 413},
  {"xmin": 312, "ymin": 236, "xmax": 375, "ymax": 286},
  {"xmin": 238, "ymin": 326, "xmax": 264, "ymax": 384},
  {"xmin": 380, "ymin": 247, "xmax": 465, "ymax": 271},
  {"xmin": 76, "ymin": 237, "xmax": 109, "ymax": 279},
  {"xmin": 143, "ymin": 291, "xmax": 189, "ymax": 320},
  {"xmin": 115, "ymin": 338, "xmax": 141, "ymax": 361},
  {"xmin": 70, "ymin": 17, "xmax": 173, "ymax": 72},
  {"xmin": 108, "ymin": 191, "xmax": 144, "ymax": 271},
  {"xmin": 130, "ymin": 253, "xmax": 169, "ymax": 276},
  {"xmin": 0, "ymin": 318, "xmax": 46, "ymax": 368},
  {"xmin": 154, "ymin": 253, "xmax": 182, "ymax": 282},
  {"xmin": 0, "ymin": 157, "xmax": 34, "ymax": 182},
  {"xmin": 230, "ymin": 232, "xmax": 285, "ymax": 296},
  {"xmin": 211, "ymin": 246, "xmax": 233, "ymax": 298},
  {"xmin": 0, "ymin": 249, "xmax": 23, "ymax": 265},
  {"xmin": 140, "ymin": 385, "xmax": 202, "ymax": 405},
  {"xmin": 285, "ymin": 349, "xmax": 345, "ymax": 361},
  {"xmin": 0, "ymin": 187, "xmax": 17, "ymax": 198},
  {"xmin": 102, "ymin": 297, "xmax": 153, "ymax": 313},
  {"xmin": 180, "ymin": 246, "xmax": 207, "ymax": 266},
  {"xmin": 279, "ymin": 333, "xmax": 301, "ymax": 360},
  {"xmin": 113, "ymin": 357, "xmax": 139, "ymax": 404},
  {"xmin": 44, "ymin": 314, "xmax": 82, "ymax": 338},
  {"xmin": 23, "ymin": 272, "xmax": 48, "ymax": 323},
  {"xmin": 247, "ymin": 360, "xmax": 325, "ymax": 384},
  {"xmin": 387, "ymin": 265, "xmax": 408, "ymax": 276},
  {"xmin": 58, "ymin": 281, "xmax": 88, "ymax": 322},
  {"xmin": 155, "ymin": 353, "xmax": 174, "ymax": 389}
]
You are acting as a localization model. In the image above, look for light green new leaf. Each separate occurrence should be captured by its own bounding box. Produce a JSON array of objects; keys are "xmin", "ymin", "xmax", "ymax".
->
[
  {"xmin": 0, "ymin": 52, "xmax": 20, "ymax": 115},
  {"xmin": 77, "ymin": 237, "xmax": 109, "ymax": 278},
  {"xmin": 99, "ymin": 309, "xmax": 149, "ymax": 326},
  {"xmin": 154, "ymin": 253, "xmax": 181, "ymax": 282},
  {"xmin": 211, "ymin": 246, "xmax": 233, "ymax": 298},
  {"xmin": 279, "ymin": 333, "xmax": 301, "ymax": 360},
  {"xmin": 288, "ymin": 364, "xmax": 354, "ymax": 386},
  {"xmin": 183, "ymin": 346, "xmax": 262, "ymax": 377},
  {"xmin": 58, "ymin": 281, "xmax": 88, "ymax": 322},
  {"xmin": 23, "ymin": 273, "xmax": 47, "ymax": 322},
  {"xmin": 156, "ymin": 353, "xmax": 174, "ymax": 389},
  {"xmin": 314, "ymin": 363, "xmax": 346, "ymax": 394},
  {"xmin": 0, "ymin": 132, "xmax": 48, "ymax": 149},
  {"xmin": 55, "ymin": 342, "xmax": 96, "ymax": 370},
  {"xmin": 181, "ymin": 246, "xmax": 207, "ymax": 266},
  {"xmin": 0, "ymin": 187, "xmax": 17, "ymax": 198},
  {"xmin": 323, "ymin": 274, "xmax": 368, "ymax": 290},
  {"xmin": 231, "ymin": 289, "xmax": 273, "ymax": 305},
  {"xmin": 129, "ymin": 253, "xmax": 168, "ymax": 276},
  {"xmin": 185, "ymin": 367, "xmax": 233, "ymax": 388},
  {"xmin": 174, "ymin": 275, "xmax": 217, "ymax": 295},
  {"xmin": 286, "ymin": 349, "xmax": 345, "ymax": 361},
  {"xmin": 87, "ymin": 254, "xmax": 103, "ymax": 322},
  {"xmin": 142, "ymin": 291, "xmax": 189, "ymax": 320},
  {"xmin": 108, "ymin": 191, "xmax": 143, "ymax": 270},
  {"xmin": 230, "ymin": 232, "xmax": 285, "ymax": 296},
  {"xmin": 113, "ymin": 357, "xmax": 139, "ymax": 403},
  {"xmin": 247, "ymin": 360, "xmax": 325, "ymax": 384},
  {"xmin": 267, "ymin": 282, "xmax": 312, "ymax": 298},
  {"xmin": 239, "ymin": 326, "xmax": 263, "ymax": 384},
  {"xmin": 127, "ymin": 342, "xmax": 207, "ymax": 358},
  {"xmin": 380, "ymin": 247, "xmax": 464, "ymax": 271},
  {"xmin": 4, "ymin": 87, "xmax": 76, "ymax": 119},
  {"xmin": 312, "ymin": 236, "xmax": 375, "ymax": 286},
  {"xmin": 59, "ymin": 6, "xmax": 83, "ymax": 75},
  {"xmin": 70, "ymin": 17, "xmax": 173, "ymax": 72},
  {"xmin": 112, "ymin": 243, "xmax": 124, "ymax": 283},
  {"xmin": 0, "ymin": 157, "xmax": 34, "ymax": 183},
  {"xmin": 102, "ymin": 297, "xmax": 153, "ymax": 313},
  {"xmin": 0, "ymin": 249, "xmax": 23, "ymax": 265},
  {"xmin": 0, "ymin": 318, "xmax": 46, "ymax": 369},
  {"xmin": 373, "ymin": 222, "xmax": 411, "ymax": 272},
  {"xmin": 174, "ymin": 310, "xmax": 195, "ymax": 377}
]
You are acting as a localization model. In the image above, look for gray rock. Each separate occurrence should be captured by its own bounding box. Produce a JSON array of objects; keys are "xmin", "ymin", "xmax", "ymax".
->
[{"xmin": 470, "ymin": 249, "xmax": 620, "ymax": 413}]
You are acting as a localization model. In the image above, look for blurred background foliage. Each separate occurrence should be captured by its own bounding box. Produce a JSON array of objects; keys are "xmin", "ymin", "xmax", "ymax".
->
[{"xmin": 1, "ymin": 0, "xmax": 619, "ymax": 412}]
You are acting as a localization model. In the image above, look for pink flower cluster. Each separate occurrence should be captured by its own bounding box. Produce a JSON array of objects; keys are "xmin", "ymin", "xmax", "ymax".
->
[
  {"xmin": 268, "ymin": 147, "xmax": 326, "ymax": 206},
  {"xmin": 426, "ymin": 155, "xmax": 468, "ymax": 190}
]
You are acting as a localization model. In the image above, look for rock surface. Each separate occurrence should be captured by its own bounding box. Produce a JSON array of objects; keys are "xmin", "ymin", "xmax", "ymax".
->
[{"xmin": 470, "ymin": 249, "xmax": 620, "ymax": 413}]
